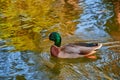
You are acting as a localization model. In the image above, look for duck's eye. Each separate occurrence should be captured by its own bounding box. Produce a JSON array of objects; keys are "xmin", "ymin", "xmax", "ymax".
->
[
  {"xmin": 51, "ymin": 37, "xmax": 55, "ymax": 41},
  {"xmin": 49, "ymin": 35, "xmax": 55, "ymax": 41}
]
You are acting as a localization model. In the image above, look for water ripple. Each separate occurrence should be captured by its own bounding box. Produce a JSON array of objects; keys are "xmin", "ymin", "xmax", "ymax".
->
[
  {"xmin": 75, "ymin": 0, "xmax": 113, "ymax": 40},
  {"xmin": 0, "ymin": 40, "xmax": 48, "ymax": 80}
]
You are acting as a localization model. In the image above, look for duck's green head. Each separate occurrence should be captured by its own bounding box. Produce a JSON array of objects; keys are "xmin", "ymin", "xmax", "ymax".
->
[{"xmin": 49, "ymin": 32, "xmax": 61, "ymax": 47}]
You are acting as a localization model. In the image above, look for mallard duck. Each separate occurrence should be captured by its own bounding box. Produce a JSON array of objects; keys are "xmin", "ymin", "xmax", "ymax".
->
[{"xmin": 49, "ymin": 32, "xmax": 102, "ymax": 59}]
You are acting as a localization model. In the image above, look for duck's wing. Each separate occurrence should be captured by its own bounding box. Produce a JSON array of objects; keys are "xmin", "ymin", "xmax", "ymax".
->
[
  {"xmin": 61, "ymin": 44, "xmax": 81, "ymax": 54},
  {"xmin": 73, "ymin": 43, "xmax": 101, "ymax": 47},
  {"xmin": 61, "ymin": 43, "xmax": 102, "ymax": 55}
]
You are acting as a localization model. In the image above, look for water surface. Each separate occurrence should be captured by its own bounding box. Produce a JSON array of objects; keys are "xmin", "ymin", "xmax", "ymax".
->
[{"xmin": 0, "ymin": 0, "xmax": 120, "ymax": 80}]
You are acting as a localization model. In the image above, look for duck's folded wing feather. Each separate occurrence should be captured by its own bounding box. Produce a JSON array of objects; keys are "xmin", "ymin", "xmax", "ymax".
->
[
  {"xmin": 61, "ymin": 45, "xmax": 81, "ymax": 54},
  {"xmin": 61, "ymin": 43, "xmax": 98, "ymax": 55},
  {"xmin": 71, "ymin": 43, "xmax": 100, "ymax": 47}
]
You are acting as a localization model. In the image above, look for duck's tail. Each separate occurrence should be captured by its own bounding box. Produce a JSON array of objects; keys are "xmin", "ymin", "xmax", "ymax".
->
[{"xmin": 95, "ymin": 43, "xmax": 102, "ymax": 50}]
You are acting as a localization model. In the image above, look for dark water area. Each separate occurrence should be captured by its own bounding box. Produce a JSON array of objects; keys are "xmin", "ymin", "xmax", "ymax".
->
[{"xmin": 0, "ymin": 0, "xmax": 120, "ymax": 80}]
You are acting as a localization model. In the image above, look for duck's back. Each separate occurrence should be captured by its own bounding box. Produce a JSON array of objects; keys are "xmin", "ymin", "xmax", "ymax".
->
[{"xmin": 61, "ymin": 43, "xmax": 102, "ymax": 55}]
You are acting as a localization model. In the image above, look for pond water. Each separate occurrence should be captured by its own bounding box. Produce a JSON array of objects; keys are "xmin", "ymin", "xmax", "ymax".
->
[{"xmin": 0, "ymin": 0, "xmax": 120, "ymax": 80}]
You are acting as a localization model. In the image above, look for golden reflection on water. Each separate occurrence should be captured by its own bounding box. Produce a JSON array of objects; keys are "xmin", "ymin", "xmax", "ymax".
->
[{"xmin": 0, "ymin": 0, "xmax": 81, "ymax": 51}]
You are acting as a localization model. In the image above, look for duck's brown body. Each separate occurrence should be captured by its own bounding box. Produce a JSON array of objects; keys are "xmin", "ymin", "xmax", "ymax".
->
[{"xmin": 50, "ymin": 43, "xmax": 102, "ymax": 58}]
